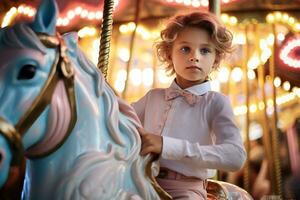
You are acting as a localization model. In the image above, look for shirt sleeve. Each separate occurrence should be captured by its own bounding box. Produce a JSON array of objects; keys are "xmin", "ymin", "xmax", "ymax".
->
[{"xmin": 161, "ymin": 94, "xmax": 246, "ymax": 172}]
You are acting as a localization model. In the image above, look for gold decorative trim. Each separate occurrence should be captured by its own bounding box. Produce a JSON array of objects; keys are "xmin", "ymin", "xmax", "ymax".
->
[
  {"xmin": 36, "ymin": 33, "xmax": 59, "ymax": 48},
  {"xmin": 145, "ymin": 154, "xmax": 173, "ymax": 200},
  {"xmin": 14, "ymin": 33, "xmax": 77, "ymax": 159},
  {"xmin": 0, "ymin": 117, "xmax": 23, "ymax": 166}
]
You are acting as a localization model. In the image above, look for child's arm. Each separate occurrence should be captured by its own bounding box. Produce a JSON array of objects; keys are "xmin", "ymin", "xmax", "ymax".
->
[
  {"xmin": 161, "ymin": 94, "xmax": 246, "ymax": 171},
  {"xmin": 131, "ymin": 91, "xmax": 163, "ymax": 156}
]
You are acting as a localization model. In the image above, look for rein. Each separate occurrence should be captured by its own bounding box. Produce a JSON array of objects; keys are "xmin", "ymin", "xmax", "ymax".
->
[{"xmin": 0, "ymin": 33, "xmax": 77, "ymax": 161}]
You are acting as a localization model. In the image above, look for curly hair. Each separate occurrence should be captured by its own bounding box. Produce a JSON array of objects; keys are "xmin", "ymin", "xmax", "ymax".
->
[{"xmin": 155, "ymin": 12, "xmax": 233, "ymax": 75}]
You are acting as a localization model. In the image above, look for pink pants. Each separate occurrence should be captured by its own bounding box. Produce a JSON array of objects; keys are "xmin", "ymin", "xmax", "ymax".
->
[{"xmin": 156, "ymin": 169, "xmax": 207, "ymax": 200}]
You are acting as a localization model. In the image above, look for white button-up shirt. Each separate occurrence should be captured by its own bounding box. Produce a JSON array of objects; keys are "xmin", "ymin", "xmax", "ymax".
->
[{"xmin": 132, "ymin": 80, "xmax": 246, "ymax": 180}]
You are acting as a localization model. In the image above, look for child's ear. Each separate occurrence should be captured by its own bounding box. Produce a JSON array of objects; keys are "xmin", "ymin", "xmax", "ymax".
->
[
  {"xmin": 166, "ymin": 54, "xmax": 172, "ymax": 62},
  {"xmin": 213, "ymin": 56, "xmax": 221, "ymax": 69}
]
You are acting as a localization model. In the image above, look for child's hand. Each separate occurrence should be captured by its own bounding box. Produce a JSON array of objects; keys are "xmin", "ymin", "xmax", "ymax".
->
[{"xmin": 138, "ymin": 128, "xmax": 162, "ymax": 156}]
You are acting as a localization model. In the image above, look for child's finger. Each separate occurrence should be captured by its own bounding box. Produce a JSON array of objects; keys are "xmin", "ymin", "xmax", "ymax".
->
[
  {"xmin": 141, "ymin": 139, "xmax": 149, "ymax": 149},
  {"xmin": 140, "ymin": 145, "xmax": 152, "ymax": 155}
]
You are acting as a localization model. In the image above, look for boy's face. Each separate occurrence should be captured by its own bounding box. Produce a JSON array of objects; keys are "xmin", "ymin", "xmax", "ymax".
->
[{"xmin": 170, "ymin": 26, "xmax": 217, "ymax": 88}]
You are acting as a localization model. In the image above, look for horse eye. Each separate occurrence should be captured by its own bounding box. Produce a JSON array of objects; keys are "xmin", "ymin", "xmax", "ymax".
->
[{"xmin": 17, "ymin": 64, "xmax": 37, "ymax": 80}]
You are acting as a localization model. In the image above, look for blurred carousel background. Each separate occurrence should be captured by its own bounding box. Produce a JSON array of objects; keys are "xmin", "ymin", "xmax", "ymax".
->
[{"xmin": 1, "ymin": 0, "xmax": 300, "ymax": 199}]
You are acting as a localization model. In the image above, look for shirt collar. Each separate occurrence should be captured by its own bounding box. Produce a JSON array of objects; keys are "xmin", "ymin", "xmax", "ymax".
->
[{"xmin": 170, "ymin": 79, "xmax": 211, "ymax": 96}]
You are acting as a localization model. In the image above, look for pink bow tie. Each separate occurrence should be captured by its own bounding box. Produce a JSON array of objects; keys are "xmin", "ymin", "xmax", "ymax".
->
[{"xmin": 165, "ymin": 88, "xmax": 199, "ymax": 106}]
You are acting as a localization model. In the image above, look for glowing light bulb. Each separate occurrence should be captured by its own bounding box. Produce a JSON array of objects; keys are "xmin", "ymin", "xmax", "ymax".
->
[
  {"xmin": 117, "ymin": 69, "xmax": 127, "ymax": 81},
  {"xmin": 277, "ymin": 33, "xmax": 285, "ymax": 41},
  {"xmin": 283, "ymin": 81, "xmax": 291, "ymax": 91},
  {"xmin": 217, "ymin": 66, "xmax": 230, "ymax": 83},
  {"xmin": 118, "ymin": 48, "xmax": 130, "ymax": 62},
  {"xmin": 274, "ymin": 12, "xmax": 282, "ymax": 21},
  {"xmin": 247, "ymin": 69, "xmax": 256, "ymax": 80},
  {"xmin": 229, "ymin": 16, "xmax": 237, "ymax": 25},
  {"xmin": 75, "ymin": 6, "xmax": 82, "ymax": 15},
  {"xmin": 231, "ymin": 67, "xmax": 243, "ymax": 82},
  {"xmin": 221, "ymin": 14, "xmax": 229, "ymax": 23},
  {"xmin": 183, "ymin": 0, "xmax": 192, "ymax": 6},
  {"xmin": 273, "ymin": 77, "xmax": 281, "ymax": 88},
  {"xmin": 129, "ymin": 68, "xmax": 142, "ymax": 86},
  {"xmin": 250, "ymin": 104, "xmax": 257, "ymax": 113},
  {"xmin": 266, "ymin": 14, "xmax": 274, "ymax": 23},
  {"xmin": 192, "ymin": 0, "xmax": 200, "ymax": 7},
  {"xmin": 142, "ymin": 68, "xmax": 154, "ymax": 86},
  {"xmin": 67, "ymin": 10, "xmax": 75, "ymax": 19}
]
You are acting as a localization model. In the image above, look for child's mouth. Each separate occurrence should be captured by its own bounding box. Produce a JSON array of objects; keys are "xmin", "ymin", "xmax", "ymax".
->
[{"xmin": 186, "ymin": 66, "xmax": 201, "ymax": 71}]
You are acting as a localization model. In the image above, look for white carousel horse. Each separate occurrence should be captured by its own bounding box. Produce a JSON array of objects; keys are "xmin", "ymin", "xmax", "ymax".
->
[{"xmin": 0, "ymin": 0, "xmax": 252, "ymax": 199}]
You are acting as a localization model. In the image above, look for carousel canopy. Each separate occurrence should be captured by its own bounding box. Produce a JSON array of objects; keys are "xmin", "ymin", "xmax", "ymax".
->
[{"xmin": 1, "ymin": 0, "xmax": 300, "ymax": 31}]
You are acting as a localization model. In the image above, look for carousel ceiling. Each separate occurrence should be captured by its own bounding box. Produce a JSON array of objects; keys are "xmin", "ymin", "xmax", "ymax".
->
[{"xmin": 1, "ymin": 0, "xmax": 300, "ymax": 31}]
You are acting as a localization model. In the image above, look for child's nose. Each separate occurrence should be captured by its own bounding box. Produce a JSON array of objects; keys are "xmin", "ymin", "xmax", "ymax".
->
[{"xmin": 189, "ymin": 57, "xmax": 199, "ymax": 62}]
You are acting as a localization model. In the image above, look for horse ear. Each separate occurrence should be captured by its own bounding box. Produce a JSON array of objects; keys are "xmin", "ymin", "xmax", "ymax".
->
[
  {"xmin": 29, "ymin": 0, "xmax": 58, "ymax": 35},
  {"xmin": 63, "ymin": 32, "xmax": 78, "ymax": 57}
]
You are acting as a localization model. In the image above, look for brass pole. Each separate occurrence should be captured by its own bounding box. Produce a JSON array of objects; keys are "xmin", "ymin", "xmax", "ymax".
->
[
  {"xmin": 256, "ymin": 23, "xmax": 275, "ymax": 193},
  {"xmin": 98, "ymin": 0, "xmax": 114, "ymax": 79},
  {"xmin": 269, "ymin": 23, "xmax": 282, "ymax": 196},
  {"xmin": 122, "ymin": 0, "xmax": 142, "ymax": 99},
  {"xmin": 209, "ymin": 0, "xmax": 220, "ymax": 16},
  {"xmin": 107, "ymin": 27, "xmax": 121, "ymax": 84},
  {"xmin": 242, "ymin": 23, "xmax": 251, "ymax": 193}
]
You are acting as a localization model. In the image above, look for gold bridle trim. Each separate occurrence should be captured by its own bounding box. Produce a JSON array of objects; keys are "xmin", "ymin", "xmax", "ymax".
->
[
  {"xmin": 0, "ymin": 117, "xmax": 23, "ymax": 166},
  {"xmin": 145, "ymin": 154, "xmax": 173, "ymax": 200}
]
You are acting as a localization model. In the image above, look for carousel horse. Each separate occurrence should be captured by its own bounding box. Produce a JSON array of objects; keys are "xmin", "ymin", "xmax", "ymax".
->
[
  {"xmin": 0, "ymin": 0, "xmax": 252, "ymax": 199},
  {"xmin": 0, "ymin": 0, "xmax": 168, "ymax": 199}
]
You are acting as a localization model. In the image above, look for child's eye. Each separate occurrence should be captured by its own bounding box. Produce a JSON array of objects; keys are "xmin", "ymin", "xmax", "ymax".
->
[
  {"xmin": 200, "ymin": 48, "xmax": 211, "ymax": 54},
  {"xmin": 180, "ymin": 46, "xmax": 190, "ymax": 54}
]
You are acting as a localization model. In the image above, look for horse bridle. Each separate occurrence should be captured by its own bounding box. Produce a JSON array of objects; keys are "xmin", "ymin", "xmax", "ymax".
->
[{"xmin": 0, "ymin": 32, "xmax": 77, "ymax": 164}]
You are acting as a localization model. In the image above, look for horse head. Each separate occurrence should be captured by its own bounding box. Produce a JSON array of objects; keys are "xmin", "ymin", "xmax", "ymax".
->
[{"xmin": 0, "ymin": 0, "xmax": 79, "ymax": 158}]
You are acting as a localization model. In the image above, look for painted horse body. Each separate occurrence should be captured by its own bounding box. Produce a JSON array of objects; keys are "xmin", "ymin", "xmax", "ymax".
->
[{"xmin": 0, "ymin": 0, "xmax": 165, "ymax": 199}]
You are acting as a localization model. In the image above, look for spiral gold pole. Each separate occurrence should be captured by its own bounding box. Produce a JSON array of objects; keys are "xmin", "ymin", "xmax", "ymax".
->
[
  {"xmin": 97, "ymin": 0, "xmax": 114, "ymax": 79},
  {"xmin": 242, "ymin": 23, "xmax": 251, "ymax": 193},
  {"xmin": 256, "ymin": 22, "xmax": 275, "ymax": 193},
  {"xmin": 107, "ymin": 28, "xmax": 121, "ymax": 84},
  {"xmin": 269, "ymin": 23, "xmax": 282, "ymax": 197}
]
